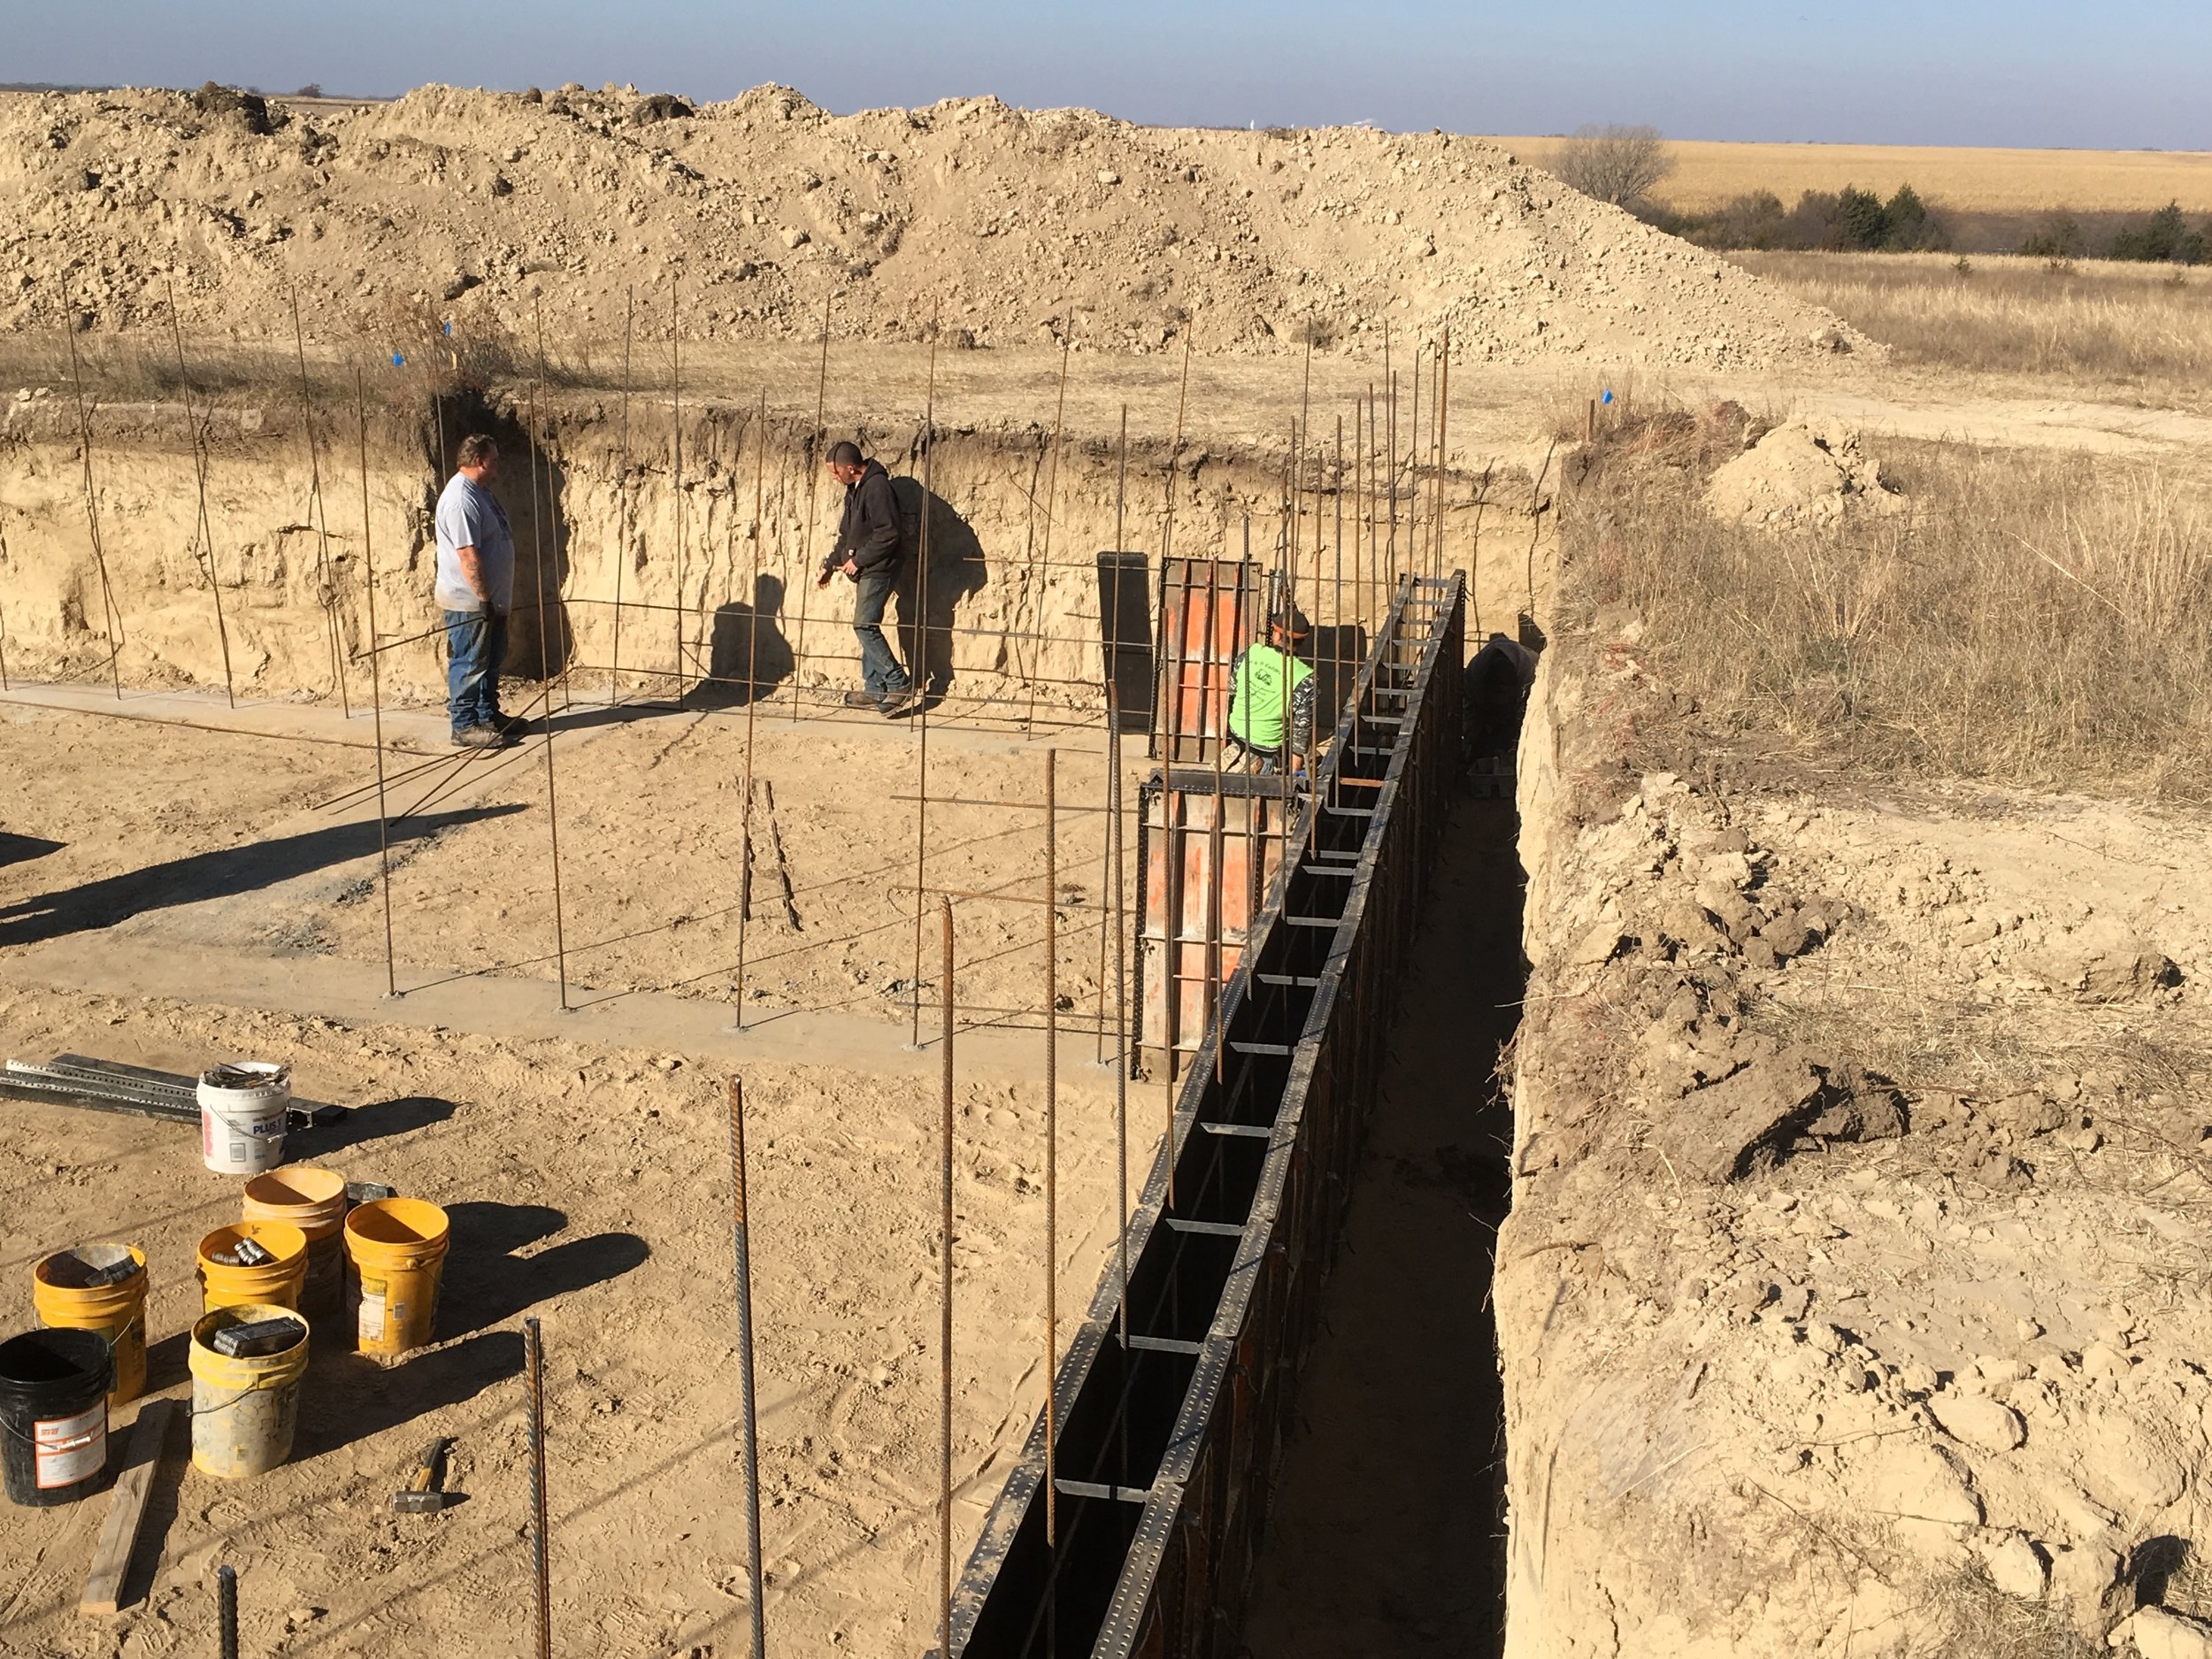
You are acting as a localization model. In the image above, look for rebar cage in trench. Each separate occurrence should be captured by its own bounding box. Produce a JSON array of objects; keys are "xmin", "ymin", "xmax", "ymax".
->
[{"xmin": 944, "ymin": 571, "xmax": 1467, "ymax": 1658}]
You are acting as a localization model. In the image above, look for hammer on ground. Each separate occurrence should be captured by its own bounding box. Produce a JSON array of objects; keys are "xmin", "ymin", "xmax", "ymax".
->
[{"xmin": 392, "ymin": 1437, "xmax": 457, "ymax": 1515}]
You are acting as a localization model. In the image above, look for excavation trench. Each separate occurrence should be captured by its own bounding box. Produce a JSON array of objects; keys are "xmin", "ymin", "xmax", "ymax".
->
[
  {"xmin": 0, "ymin": 374, "xmax": 1541, "ymax": 1656},
  {"xmin": 945, "ymin": 575, "xmax": 1526, "ymax": 1659},
  {"xmin": 1240, "ymin": 773, "xmax": 1520, "ymax": 1659}
]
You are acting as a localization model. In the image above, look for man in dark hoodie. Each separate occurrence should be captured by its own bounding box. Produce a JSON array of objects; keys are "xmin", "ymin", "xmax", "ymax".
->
[{"xmin": 816, "ymin": 440, "xmax": 916, "ymax": 715}]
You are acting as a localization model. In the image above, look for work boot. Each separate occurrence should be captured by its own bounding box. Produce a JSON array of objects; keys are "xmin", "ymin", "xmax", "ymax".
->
[
  {"xmin": 452, "ymin": 725, "xmax": 506, "ymax": 749},
  {"xmin": 843, "ymin": 688, "xmax": 884, "ymax": 710},
  {"xmin": 491, "ymin": 710, "xmax": 537, "ymax": 737},
  {"xmin": 879, "ymin": 684, "xmax": 918, "ymax": 718}
]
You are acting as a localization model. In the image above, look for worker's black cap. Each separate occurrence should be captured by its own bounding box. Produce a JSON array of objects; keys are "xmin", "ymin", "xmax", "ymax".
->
[
  {"xmin": 826, "ymin": 439, "xmax": 863, "ymax": 466},
  {"xmin": 1271, "ymin": 606, "xmax": 1313, "ymax": 640}
]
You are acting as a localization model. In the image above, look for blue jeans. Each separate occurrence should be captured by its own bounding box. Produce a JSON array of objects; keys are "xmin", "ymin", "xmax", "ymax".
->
[
  {"xmin": 443, "ymin": 608, "xmax": 508, "ymax": 734},
  {"xmin": 852, "ymin": 565, "xmax": 910, "ymax": 699}
]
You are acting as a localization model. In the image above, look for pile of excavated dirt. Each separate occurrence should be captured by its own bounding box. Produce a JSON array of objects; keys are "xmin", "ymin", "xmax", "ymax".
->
[
  {"xmin": 1503, "ymin": 608, "xmax": 2212, "ymax": 1657},
  {"xmin": 1705, "ymin": 419, "xmax": 1908, "ymax": 526},
  {"xmin": 0, "ymin": 82, "xmax": 1875, "ymax": 369}
]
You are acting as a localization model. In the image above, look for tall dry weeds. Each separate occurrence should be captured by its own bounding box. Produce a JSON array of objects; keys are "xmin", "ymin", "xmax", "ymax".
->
[
  {"xmin": 1730, "ymin": 250, "xmax": 2212, "ymax": 396},
  {"xmin": 1571, "ymin": 421, "xmax": 2212, "ymax": 800}
]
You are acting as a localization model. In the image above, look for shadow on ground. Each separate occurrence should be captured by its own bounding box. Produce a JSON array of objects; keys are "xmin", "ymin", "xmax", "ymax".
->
[
  {"xmin": 437, "ymin": 1200, "xmax": 650, "ymax": 1336},
  {"xmin": 0, "ymin": 807, "xmax": 524, "ymax": 948}
]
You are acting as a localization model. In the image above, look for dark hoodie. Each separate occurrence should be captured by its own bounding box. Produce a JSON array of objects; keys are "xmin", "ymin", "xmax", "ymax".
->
[{"xmin": 826, "ymin": 459, "xmax": 910, "ymax": 576}]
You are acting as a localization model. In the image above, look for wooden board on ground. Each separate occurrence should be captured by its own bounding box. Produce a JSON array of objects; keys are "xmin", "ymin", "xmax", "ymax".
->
[{"xmin": 80, "ymin": 1398, "xmax": 176, "ymax": 1617}]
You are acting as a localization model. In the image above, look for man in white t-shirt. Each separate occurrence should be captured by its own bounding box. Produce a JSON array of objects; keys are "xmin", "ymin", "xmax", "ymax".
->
[{"xmin": 433, "ymin": 434, "xmax": 521, "ymax": 748}]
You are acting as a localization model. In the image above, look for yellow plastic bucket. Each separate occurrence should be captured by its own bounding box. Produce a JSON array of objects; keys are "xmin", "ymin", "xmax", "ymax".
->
[
  {"xmin": 196, "ymin": 1221, "xmax": 309, "ymax": 1315},
  {"xmin": 188, "ymin": 1303, "xmax": 310, "ymax": 1479},
  {"xmin": 343, "ymin": 1199, "xmax": 449, "ymax": 1359},
  {"xmin": 242, "ymin": 1166, "xmax": 349, "ymax": 1317},
  {"xmin": 32, "ymin": 1243, "xmax": 149, "ymax": 1407}
]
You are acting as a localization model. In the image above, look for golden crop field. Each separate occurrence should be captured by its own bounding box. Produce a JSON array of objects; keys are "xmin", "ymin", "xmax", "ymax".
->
[{"xmin": 1483, "ymin": 136, "xmax": 2212, "ymax": 214}]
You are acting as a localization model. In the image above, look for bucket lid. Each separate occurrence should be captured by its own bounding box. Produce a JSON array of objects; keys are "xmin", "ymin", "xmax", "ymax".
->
[{"xmin": 0, "ymin": 1327, "xmax": 114, "ymax": 1393}]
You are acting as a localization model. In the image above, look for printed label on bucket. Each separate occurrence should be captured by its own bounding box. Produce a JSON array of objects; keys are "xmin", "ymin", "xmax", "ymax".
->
[
  {"xmin": 34, "ymin": 1402, "xmax": 106, "ymax": 1489},
  {"xmin": 358, "ymin": 1278, "xmax": 388, "ymax": 1344}
]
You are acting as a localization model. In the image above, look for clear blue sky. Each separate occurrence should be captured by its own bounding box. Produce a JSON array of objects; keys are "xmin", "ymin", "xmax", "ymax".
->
[{"xmin": 9, "ymin": 0, "xmax": 2208, "ymax": 150}]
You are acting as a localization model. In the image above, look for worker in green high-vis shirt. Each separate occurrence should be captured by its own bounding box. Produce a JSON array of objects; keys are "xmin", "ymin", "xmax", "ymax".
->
[{"xmin": 1226, "ymin": 606, "xmax": 1317, "ymax": 774}]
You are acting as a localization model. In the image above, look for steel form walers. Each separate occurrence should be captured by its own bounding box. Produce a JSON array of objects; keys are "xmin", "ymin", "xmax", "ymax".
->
[{"xmin": 945, "ymin": 572, "xmax": 1467, "ymax": 1659}]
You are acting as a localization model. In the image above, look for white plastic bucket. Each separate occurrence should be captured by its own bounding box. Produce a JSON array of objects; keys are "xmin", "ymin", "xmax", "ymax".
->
[{"xmin": 198, "ymin": 1063, "xmax": 291, "ymax": 1176}]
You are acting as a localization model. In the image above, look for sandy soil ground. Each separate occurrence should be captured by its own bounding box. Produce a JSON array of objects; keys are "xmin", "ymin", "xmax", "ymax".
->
[
  {"xmin": 0, "ymin": 691, "xmax": 1136, "ymax": 1658},
  {"xmin": 1499, "ymin": 615, "xmax": 2212, "ymax": 1657},
  {"xmin": 0, "ymin": 691, "xmax": 1133, "ymax": 1041}
]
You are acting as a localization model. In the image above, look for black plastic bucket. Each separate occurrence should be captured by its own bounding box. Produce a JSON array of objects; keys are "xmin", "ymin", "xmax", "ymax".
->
[{"xmin": 0, "ymin": 1327, "xmax": 113, "ymax": 1506}]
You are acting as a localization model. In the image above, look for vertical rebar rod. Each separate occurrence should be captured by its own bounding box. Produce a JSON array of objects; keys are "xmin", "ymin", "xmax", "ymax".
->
[
  {"xmin": 526, "ymin": 1316, "xmax": 551, "ymax": 1659},
  {"xmin": 1095, "ymin": 404, "xmax": 1128, "ymax": 1063},
  {"xmin": 355, "ymin": 368, "xmax": 397, "ymax": 999},
  {"xmin": 1041, "ymin": 748, "xmax": 1058, "ymax": 1550},
  {"xmin": 527, "ymin": 381, "xmax": 571, "ymax": 1013},
  {"xmin": 217, "ymin": 1563, "xmax": 239, "ymax": 1659},
  {"xmin": 938, "ymin": 896, "xmax": 956, "ymax": 1659},
  {"xmin": 910, "ymin": 310, "xmax": 941, "ymax": 1048},
  {"xmin": 726, "ymin": 1078, "xmax": 768, "ymax": 1659},
  {"xmin": 165, "ymin": 277, "xmax": 236, "ymax": 709},
  {"xmin": 1109, "ymin": 675, "xmax": 1129, "ymax": 1351},
  {"xmin": 671, "ymin": 280, "xmax": 686, "ymax": 705},
  {"xmin": 1277, "ymin": 426, "xmax": 1294, "ymax": 887},
  {"xmin": 611, "ymin": 288, "xmax": 634, "ymax": 705},
  {"xmin": 290, "ymin": 289, "xmax": 349, "ymax": 718},
  {"xmin": 1435, "ymin": 328, "xmax": 1452, "ymax": 583},
  {"xmin": 1031, "ymin": 335, "xmax": 1072, "ymax": 734},
  {"xmin": 736, "ymin": 390, "xmax": 765, "ymax": 1030},
  {"xmin": 1406, "ymin": 348, "xmax": 1420, "ymax": 603},
  {"xmin": 1354, "ymin": 389, "xmax": 1371, "ymax": 655},
  {"xmin": 531, "ymin": 306, "xmax": 573, "ymax": 714},
  {"xmin": 1333, "ymin": 413, "xmax": 1345, "ymax": 744},
  {"xmin": 1208, "ymin": 534, "xmax": 1232, "ymax": 1102},
  {"xmin": 1467, "ymin": 460, "xmax": 1493, "ymax": 637},
  {"xmin": 1151, "ymin": 329, "xmax": 1194, "ymax": 770},
  {"xmin": 1525, "ymin": 439, "xmax": 1555, "ymax": 625},
  {"xmin": 1279, "ymin": 427, "xmax": 1296, "ymax": 887},
  {"xmin": 791, "ymin": 296, "xmax": 830, "ymax": 723},
  {"xmin": 58, "ymin": 281, "xmax": 123, "ymax": 701},
  {"xmin": 1432, "ymin": 348, "xmax": 1448, "ymax": 584},
  {"xmin": 1382, "ymin": 325, "xmax": 1395, "ymax": 582},
  {"xmin": 0, "ymin": 597, "xmax": 10, "ymax": 692}
]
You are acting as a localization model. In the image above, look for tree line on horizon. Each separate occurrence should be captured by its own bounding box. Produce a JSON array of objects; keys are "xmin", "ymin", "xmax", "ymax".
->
[{"xmin": 1551, "ymin": 124, "xmax": 2211, "ymax": 264}]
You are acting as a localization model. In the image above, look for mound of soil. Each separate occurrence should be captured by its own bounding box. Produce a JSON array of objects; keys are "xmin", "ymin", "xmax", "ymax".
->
[{"xmin": 0, "ymin": 82, "xmax": 1874, "ymax": 368}]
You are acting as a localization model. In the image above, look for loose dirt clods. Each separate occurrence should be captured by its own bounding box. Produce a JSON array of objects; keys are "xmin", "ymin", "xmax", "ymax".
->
[{"xmin": 0, "ymin": 83, "xmax": 1870, "ymax": 367}]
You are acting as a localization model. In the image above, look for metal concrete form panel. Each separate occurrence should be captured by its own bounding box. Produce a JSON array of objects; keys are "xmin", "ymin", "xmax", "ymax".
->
[
  {"xmin": 1134, "ymin": 774, "xmax": 1291, "ymax": 1072},
  {"xmin": 945, "ymin": 572, "xmax": 1467, "ymax": 1659},
  {"xmin": 1153, "ymin": 558, "xmax": 1257, "ymax": 766}
]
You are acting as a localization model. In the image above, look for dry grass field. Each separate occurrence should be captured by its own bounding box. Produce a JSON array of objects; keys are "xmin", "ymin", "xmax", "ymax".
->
[
  {"xmin": 1731, "ymin": 250, "xmax": 2212, "ymax": 396},
  {"xmin": 1489, "ymin": 135, "xmax": 2212, "ymax": 214},
  {"xmin": 1570, "ymin": 408, "xmax": 2212, "ymax": 800}
]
